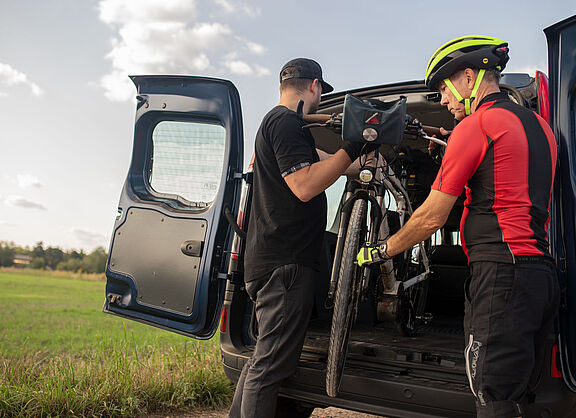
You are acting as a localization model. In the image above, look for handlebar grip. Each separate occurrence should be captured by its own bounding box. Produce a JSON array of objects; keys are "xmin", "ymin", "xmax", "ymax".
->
[
  {"xmin": 422, "ymin": 125, "xmax": 451, "ymax": 137},
  {"xmin": 302, "ymin": 113, "xmax": 332, "ymax": 123}
]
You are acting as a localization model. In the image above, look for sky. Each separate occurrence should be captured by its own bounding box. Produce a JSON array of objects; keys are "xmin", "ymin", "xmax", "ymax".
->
[{"xmin": 0, "ymin": 0, "xmax": 574, "ymax": 252}]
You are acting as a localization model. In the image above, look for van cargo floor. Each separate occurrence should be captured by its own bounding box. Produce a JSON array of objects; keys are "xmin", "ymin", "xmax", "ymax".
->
[{"xmin": 303, "ymin": 318, "xmax": 467, "ymax": 373}]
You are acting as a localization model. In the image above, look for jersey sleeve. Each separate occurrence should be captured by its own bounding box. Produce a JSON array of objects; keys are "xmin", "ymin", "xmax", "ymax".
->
[
  {"xmin": 268, "ymin": 112, "xmax": 316, "ymax": 177},
  {"xmin": 431, "ymin": 117, "xmax": 488, "ymax": 196}
]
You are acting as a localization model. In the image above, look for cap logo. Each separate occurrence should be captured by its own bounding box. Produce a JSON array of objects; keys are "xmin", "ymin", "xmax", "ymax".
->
[{"xmin": 482, "ymin": 58, "xmax": 489, "ymax": 64}]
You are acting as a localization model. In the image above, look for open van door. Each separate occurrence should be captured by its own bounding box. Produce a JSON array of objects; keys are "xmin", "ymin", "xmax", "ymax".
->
[
  {"xmin": 545, "ymin": 15, "xmax": 576, "ymax": 390},
  {"xmin": 103, "ymin": 76, "xmax": 243, "ymax": 339}
]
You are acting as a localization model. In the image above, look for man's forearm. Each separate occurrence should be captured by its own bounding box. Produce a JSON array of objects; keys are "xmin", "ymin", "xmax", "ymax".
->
[
  {"xmin": 284, "ymin": 149, "xmax": 352, "ymax": 202},
  {"xmin": 317, "ymin": 148, "xmax": 376, "ymax": 176},
  {"xmin": 384, "ymin": 190, "xmax": 458, "ymax": 257},
  {"xmin": 385, "ymin": 212, "xmax": 439, "ymax": 257}
]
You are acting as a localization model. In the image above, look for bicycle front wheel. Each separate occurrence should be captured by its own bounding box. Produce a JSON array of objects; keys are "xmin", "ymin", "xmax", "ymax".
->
[{"xmin": 326, "ymin": 198, "xmax": 367, "ymax": 397}]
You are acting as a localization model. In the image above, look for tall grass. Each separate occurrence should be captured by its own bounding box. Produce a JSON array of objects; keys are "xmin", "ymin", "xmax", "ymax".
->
[
  {"xmin": 0, "ymin": 271, "xmax": 234, "ymax": 417},
  {"xmin": 1, "ymin": 339, "xmax": 233, "ymax": 417}
]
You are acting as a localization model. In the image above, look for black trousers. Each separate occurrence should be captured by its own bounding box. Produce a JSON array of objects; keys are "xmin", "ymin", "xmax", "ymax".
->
[
  {"xmin": 229, "ymin": 264, "xmax": 316, "ymax": 418},
  {"xmin": 464, "ymin": 259, "xmax": 560, "ymax": 418}
]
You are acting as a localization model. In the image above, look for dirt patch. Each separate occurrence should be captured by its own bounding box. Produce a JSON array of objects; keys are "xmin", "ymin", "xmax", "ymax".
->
[
  {"xmin": 145, "ymin": 408, "xmax": 228, "ymax": 418},
  {"xmin": 312, "ymin": 407, "xmax": 381, "ymax": 417},
  {"xmin": 148, "ymin": 406, "xmax": 382, "ymax": 417}
]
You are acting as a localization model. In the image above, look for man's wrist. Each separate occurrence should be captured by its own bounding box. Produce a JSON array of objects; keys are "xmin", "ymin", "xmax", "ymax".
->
[
  {"xmin": 378, "ymin": 242, "xmax": 392, "ymax": 260},
  {"xmin": 340, "ymin": 141, "xmax": 362, "ymax": 162}
]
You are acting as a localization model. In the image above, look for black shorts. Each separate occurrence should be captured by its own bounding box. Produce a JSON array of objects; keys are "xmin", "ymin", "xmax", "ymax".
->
[{"xmin": 464, "ymin": 259, "xmax": 560, "ymax": 418}]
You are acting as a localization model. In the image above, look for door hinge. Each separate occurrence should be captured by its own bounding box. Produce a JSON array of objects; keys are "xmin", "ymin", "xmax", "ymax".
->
[
  {"xmin": 211, "ymin": 266, "xmax": 229, "ymax": 282},
  {"xmin": 212, "ymin": 269, "xmax": 229, "ymax": 281},
  {"xmin": 228, "ymin": 167, "xmax": 243, "ymax": 182},
  {"xmin": 227, "ymin": 168, "xmax": 253, "ymax": 184}
]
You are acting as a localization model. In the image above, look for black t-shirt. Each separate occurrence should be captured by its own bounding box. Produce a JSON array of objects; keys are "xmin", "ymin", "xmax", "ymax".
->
[{"xmin": 244, "ymin": 106, "xmax": 327, "ymax": 281}]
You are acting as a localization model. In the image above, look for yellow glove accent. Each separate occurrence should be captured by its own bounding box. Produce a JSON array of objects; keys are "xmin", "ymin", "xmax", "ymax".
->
[{"xmin": 357, "ymin": 247, "xmax": 378, "ymax": 267}]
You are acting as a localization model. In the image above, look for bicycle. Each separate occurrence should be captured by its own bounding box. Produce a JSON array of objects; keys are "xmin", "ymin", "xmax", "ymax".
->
[{"xmin": 304, "ymin": 94, "xmax": 447, "ymax": 397}]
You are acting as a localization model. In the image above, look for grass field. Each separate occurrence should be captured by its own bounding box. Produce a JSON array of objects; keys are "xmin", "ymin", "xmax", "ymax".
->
[{"xmin": 0, "ymin": 269, "xmax": 234, "ymax": 417}]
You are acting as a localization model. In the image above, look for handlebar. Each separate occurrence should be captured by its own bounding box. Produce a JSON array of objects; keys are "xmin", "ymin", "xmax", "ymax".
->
[
  {"xmin": 302, "ymin": 114, "xmax": 332, "ymax": 123},
  {"xmin": 302, "ymin": 113, "xmax": 450, "ymax": 147},
  {"xmin": 421, "ymin": 125, "xmax": 451, "ymax": 137}
]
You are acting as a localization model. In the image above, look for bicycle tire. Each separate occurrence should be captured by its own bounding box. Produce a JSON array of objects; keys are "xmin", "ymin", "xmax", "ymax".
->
[{"xmin": 326, "ymin": 199, "xmax": 367, "ymax": 397}]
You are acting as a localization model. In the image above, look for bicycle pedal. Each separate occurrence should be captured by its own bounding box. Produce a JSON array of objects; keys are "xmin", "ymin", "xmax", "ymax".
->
[{"xmin": 417, "ymin": 312, "xmax": 433, "ymax": 325}]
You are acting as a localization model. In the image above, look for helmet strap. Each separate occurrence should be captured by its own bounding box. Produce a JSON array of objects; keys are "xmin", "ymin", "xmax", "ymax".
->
[{"xmin": 443, "ymin": 69, "xmax": 486, "ymax": 116}]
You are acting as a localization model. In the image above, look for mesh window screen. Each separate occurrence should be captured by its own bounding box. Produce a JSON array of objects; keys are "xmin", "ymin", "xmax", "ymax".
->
[{"xmin": 150, "ymin": 121, "xmax": 226, "ymax": 204}]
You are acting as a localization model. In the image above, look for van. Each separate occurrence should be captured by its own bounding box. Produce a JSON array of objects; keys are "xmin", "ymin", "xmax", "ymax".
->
[{"xmin": 103, "ymin": 15, "xmax": 576, "ymax": 417}]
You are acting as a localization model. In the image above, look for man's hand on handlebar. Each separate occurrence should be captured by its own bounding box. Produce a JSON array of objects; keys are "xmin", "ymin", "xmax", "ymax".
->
[
  {"xmin": 316, "ymin": 148, "xmax": 379, "ymax": 176},
  {"xmin": 343, "ymin": 150, "xmax": 380, "ymax": 175},
  {"xmin": 427, "ymin": 126, "xmax": 450, "ymax": 151},
  {"xmin": 340, "ymin": 141, "xmax": 379, "ymax": 162},
  {"xmin": 428, "ymin": 126, "xmax": 450, "ymax": 164}
]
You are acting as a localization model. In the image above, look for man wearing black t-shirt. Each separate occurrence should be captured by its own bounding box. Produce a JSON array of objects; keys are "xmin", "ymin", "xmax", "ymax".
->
[{"xmin": 229, "ymin": 58, "xmax": 373, "ymax": 418}]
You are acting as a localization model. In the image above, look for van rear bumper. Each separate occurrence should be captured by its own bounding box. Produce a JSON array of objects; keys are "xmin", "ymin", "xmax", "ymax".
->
[
  {"xmin": 222, "ymin": 347, "xmax": 475, "ymax": 418},
  {"xmin": 222, "ymin": 346, "xmax": 576, "ymax": 418}
]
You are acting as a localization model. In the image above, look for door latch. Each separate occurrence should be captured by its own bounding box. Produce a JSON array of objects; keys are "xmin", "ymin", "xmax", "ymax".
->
[{"xmin": 181, "ymin": 240, "xmax": 204, "ymax": 257}]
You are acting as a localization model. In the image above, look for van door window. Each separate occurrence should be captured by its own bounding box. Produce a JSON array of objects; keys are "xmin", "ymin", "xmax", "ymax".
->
[{"xmin": 149, "ymin": 120, "xmax": 226, "ymax": 204}]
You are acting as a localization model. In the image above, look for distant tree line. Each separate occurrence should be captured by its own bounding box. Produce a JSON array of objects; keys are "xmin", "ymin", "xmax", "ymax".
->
[{"xmin": 0, "ymin": 241, "xmax": 107, "ymax": 273}]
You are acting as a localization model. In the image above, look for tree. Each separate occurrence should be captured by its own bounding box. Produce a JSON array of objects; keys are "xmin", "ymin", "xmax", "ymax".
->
[
  {"xmin": 69, "ymin": 250, "xmax": 84, "ymax": 259},
  {"xmin": 57, "ymin": 258, "xmax": 83, "ymax": 272},
  {"xmin": 30, "ymin": 257, "xmax": 45, "ymax": 269},
  {"xmin": 32, "ymin": 242, "xmax": 45, "ymax": 259},
  {"xmin": 44, "ymin": 247, "xmax": 64, "ymax": 270},
  {"xmin": 82, "ymin": 247, "xmax": 107, "ymax": 273},
  {"xmin": 0, "ymin": 243, "xmax": 15, "ymax": 267}
]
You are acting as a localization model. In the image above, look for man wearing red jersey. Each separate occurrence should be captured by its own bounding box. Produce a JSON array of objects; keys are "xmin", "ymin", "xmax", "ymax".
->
[{"xmin": 359, "ymin": 36, "xmax": 559, "ymax": 417}]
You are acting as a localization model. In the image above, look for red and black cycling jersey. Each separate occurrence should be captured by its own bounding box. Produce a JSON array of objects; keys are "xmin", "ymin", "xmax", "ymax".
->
[{"xmin": 431, "ymin": 92, "xmax": 557, "ymax": 263}]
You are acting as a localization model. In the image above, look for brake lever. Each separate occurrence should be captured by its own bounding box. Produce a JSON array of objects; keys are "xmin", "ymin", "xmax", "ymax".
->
[{"xmin": 404, "ymin": 117, "xmax": 449, "ymax": 147}]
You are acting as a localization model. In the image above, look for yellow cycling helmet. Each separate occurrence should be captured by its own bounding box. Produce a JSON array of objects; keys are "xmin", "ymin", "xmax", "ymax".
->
[{"xmin": 424, "ymin": 35, "xmax": 509, "ymax": 115}]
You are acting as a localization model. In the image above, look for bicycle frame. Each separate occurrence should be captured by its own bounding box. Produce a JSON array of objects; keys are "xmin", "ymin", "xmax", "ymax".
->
[{"xmin": 328, "ymin": 149, "xmax": 430, "ymax": 320}]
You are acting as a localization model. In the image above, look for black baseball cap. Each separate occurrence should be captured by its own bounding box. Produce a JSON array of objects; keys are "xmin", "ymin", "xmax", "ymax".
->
[{"xmin": 279, "ymin": 58, "xmax": 334, "ymax": 93}]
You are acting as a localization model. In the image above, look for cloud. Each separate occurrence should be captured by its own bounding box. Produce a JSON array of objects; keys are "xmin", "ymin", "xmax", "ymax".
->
[
  {"xmin": 99, "ymin": 0, "xmax": 198, "ymax": 24},
  {"xmin": 222, "ymin": 59, "xmax": 272, "ymax": 77},
  {"xmin": 97, "ymin": 0, "xmax": 269, "ymax": 101},
  {"xmin": 5, "ymin": 195, "xmax": 46, "ymax": 211},
  {"xmin": 213, "ymin": 0, "xmax": 261, "ymax": 17},
  {"xmin": 224, "ymin": 60, "xmax": 253, "ymax": 76},
  {"xmin": 72, "ymin": 229, "xmax": 108, "ymax": 249},
  {"xmin": 245, "ymin": 41, "xmax": 266, "ymax": 55},
  {"xmin": 0, "ymin": 62, "xmax": 43, "ymax": 96},
  {"xmin": 17, "ymin": 174, "xmax": 43, "ymax": 188},
  {"xmin": 254, "ymin": 65, "xmax": 271, "ymax": 77}
]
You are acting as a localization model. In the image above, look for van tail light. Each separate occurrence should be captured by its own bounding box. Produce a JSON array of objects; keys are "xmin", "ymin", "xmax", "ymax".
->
[
  {"xmin": 220, "ymin": 307, "xmax": 228, "ymax": 333},
  {"xmin": 551, "ymin": 344, "xmax": 562, "ymax": 378},
  {"xmin": 536, "ymin": 71, "xmax": 550, "ymax": 123}
]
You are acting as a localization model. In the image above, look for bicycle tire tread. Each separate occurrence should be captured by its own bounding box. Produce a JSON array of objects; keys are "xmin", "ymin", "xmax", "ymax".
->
[{"xmin": 326, "ymin": 199, "xmax": 366, "ymax": 397}]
